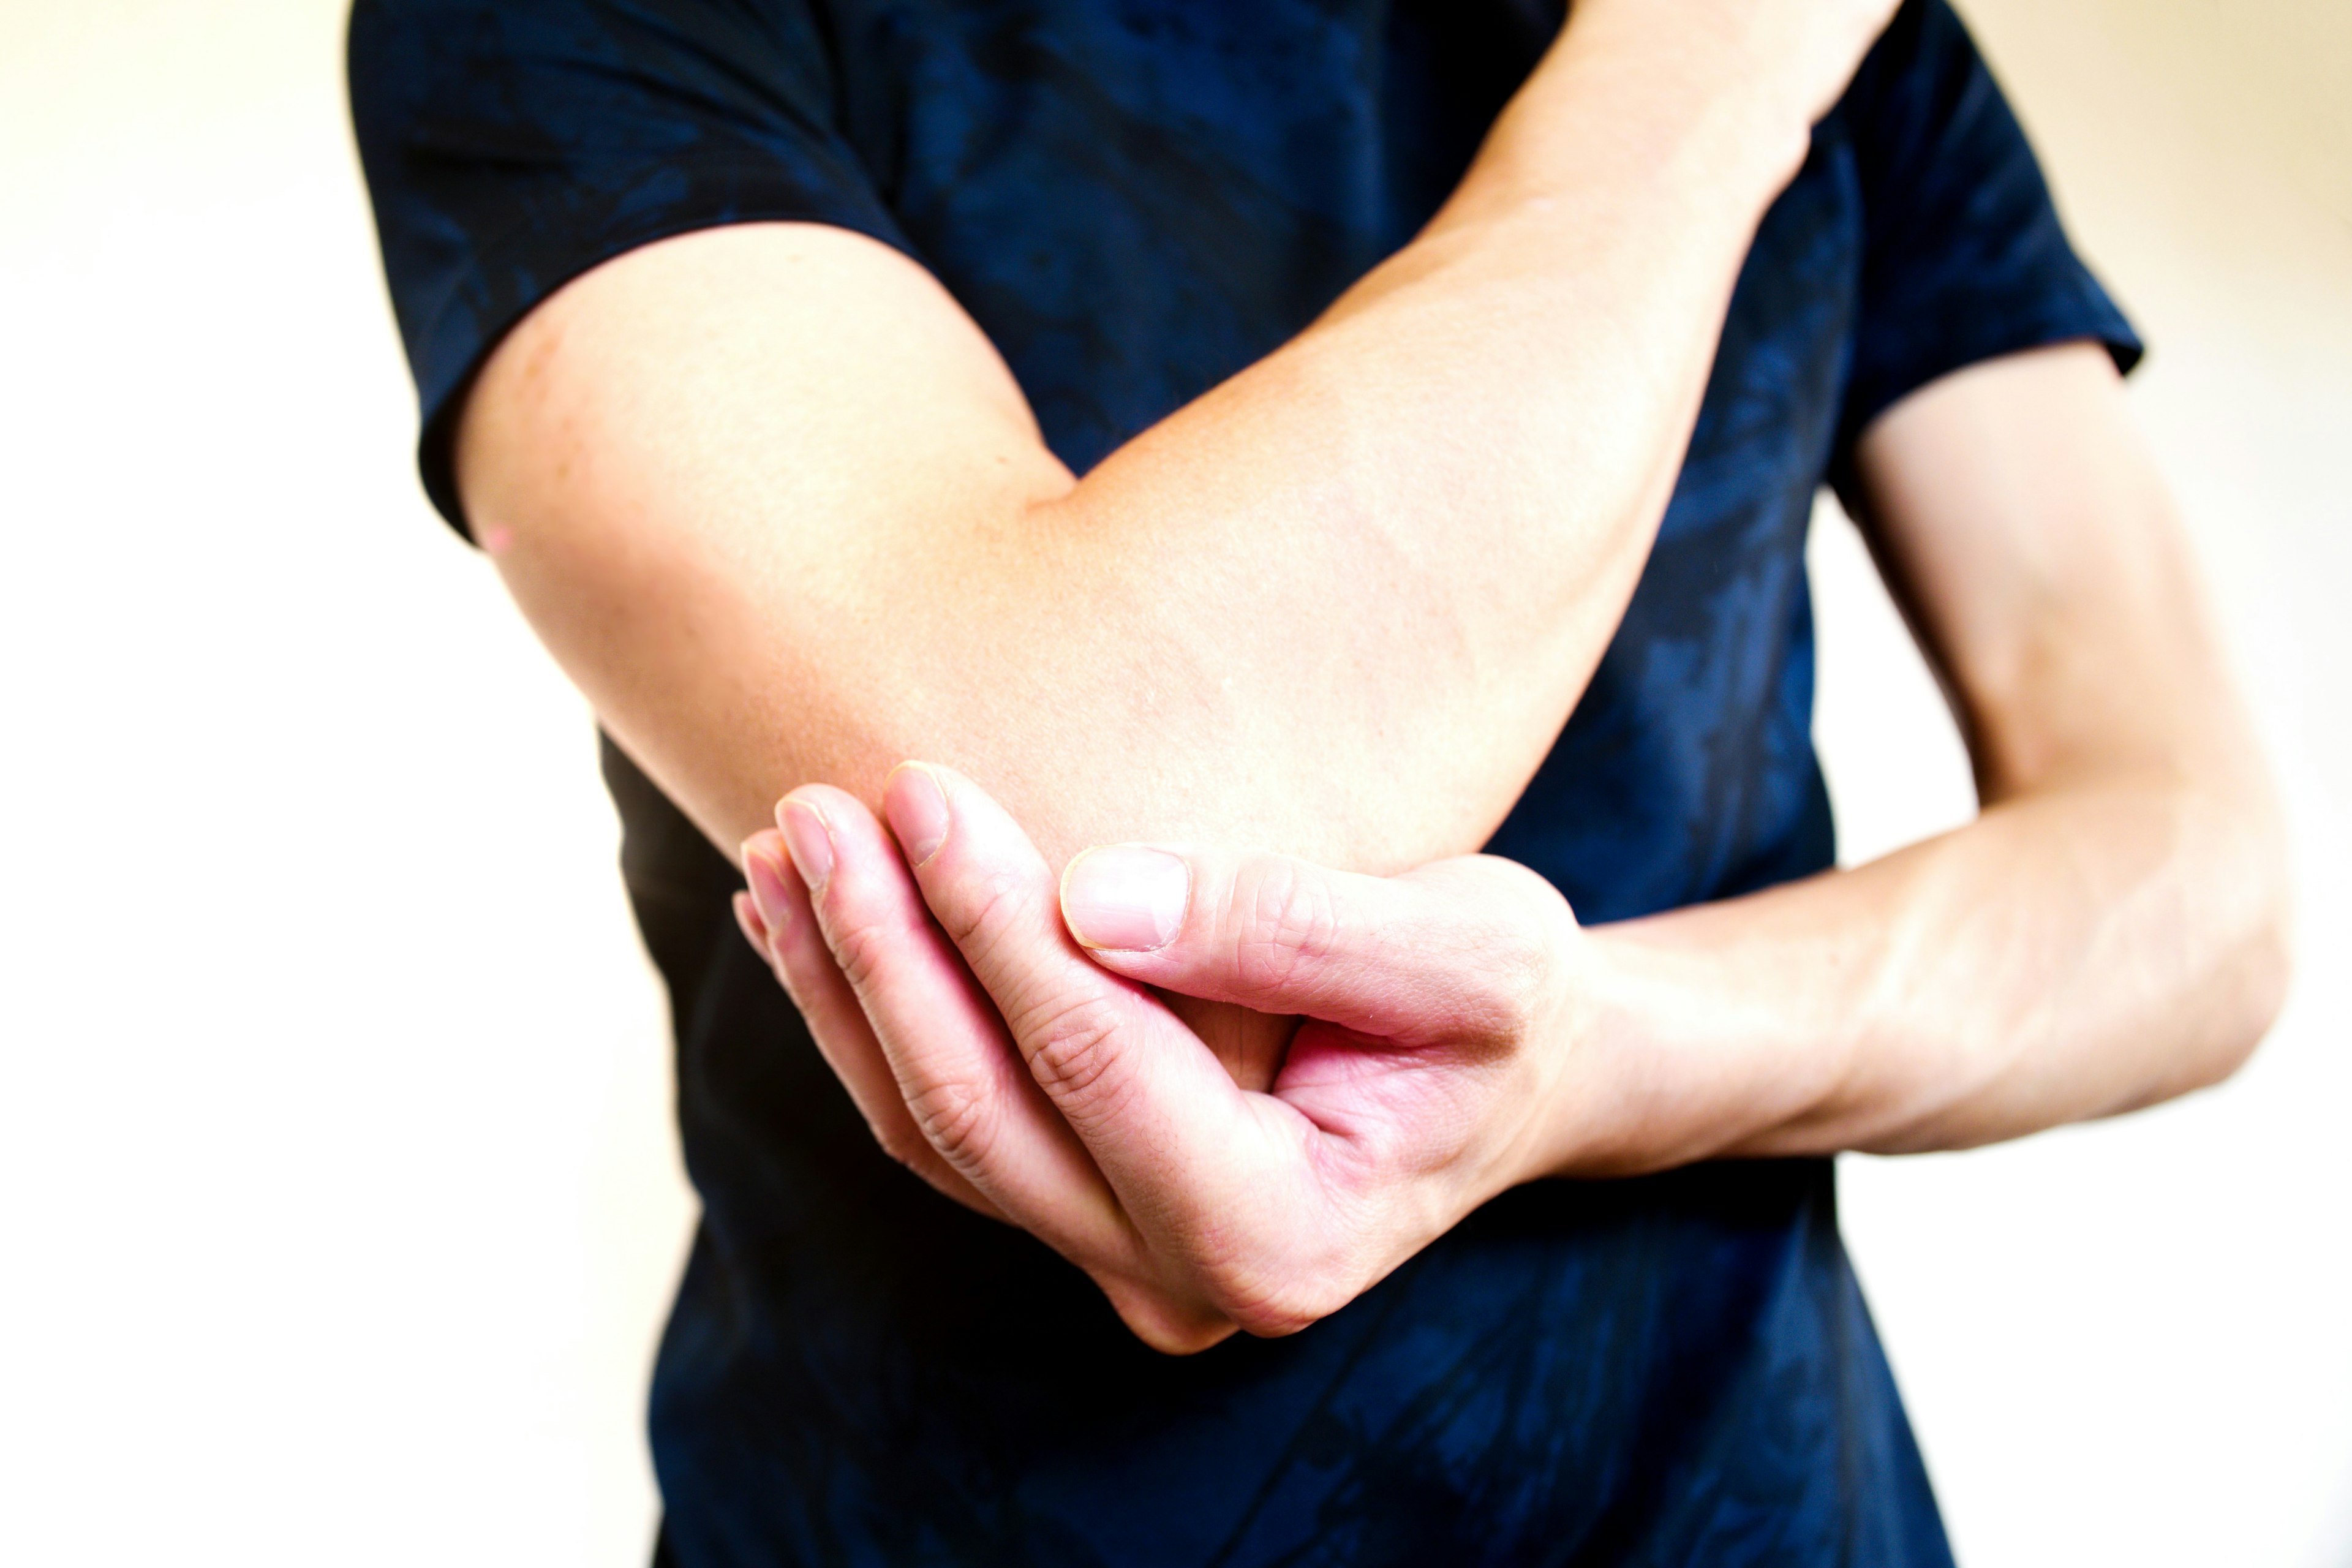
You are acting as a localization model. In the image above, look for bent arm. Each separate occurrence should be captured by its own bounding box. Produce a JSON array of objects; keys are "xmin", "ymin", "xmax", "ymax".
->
[
  {"xmin": 703, "ymin": 342, "xmax": 2283, "ymax": 1343},
  {"xmin": 453, "ymin": 15, "xmax": 1835, "ymax": 886},
  {"xmin": 1553, "ymin": 344, "xmax": 2290, "ymax": 1170}
]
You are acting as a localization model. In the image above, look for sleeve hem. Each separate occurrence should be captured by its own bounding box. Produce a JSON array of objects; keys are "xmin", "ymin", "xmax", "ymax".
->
[
  {"xmin": 412, "ymin": 175, "xmax": 924, "ymax": 542},
  {"xmin": 1828, "ymin": 312, "xmax": 2144, "ymax": 512}
]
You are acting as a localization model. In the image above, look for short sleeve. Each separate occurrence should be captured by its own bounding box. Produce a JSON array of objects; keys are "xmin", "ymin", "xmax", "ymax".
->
[
  {"xmin": 348, "ymin": 0, "xmax": 914, "ymax": 537},
  {"xmin": 1832, "ymin": 0, "xmax": 2142, "ymax": 486}
]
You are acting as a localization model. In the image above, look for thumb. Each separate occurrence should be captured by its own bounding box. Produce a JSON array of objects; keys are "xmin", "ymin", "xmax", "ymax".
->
[{"xmin": 1060, "ymin": 846, "xmax": 1562, "ymax": 1046}]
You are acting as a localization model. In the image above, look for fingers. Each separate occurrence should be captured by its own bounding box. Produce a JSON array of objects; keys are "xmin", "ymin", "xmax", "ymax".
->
[
  {"xmin": 878, "ymin": 764, "xmax": 1291, "ymax": 1235},
  {"xmin": 737, "ymin": 831, "xmax": 1000, "ymax": 1221},
  {"xmin": 771, "ymin": 786, "xmax": 1137, "ymax": 1265},
  {"xmin": 1061, "ymin": 845, "xmax": 1570, "ymax": 1047}
]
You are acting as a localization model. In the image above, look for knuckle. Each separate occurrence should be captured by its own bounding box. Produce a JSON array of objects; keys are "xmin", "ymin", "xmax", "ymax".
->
[
  {"xmin": 1212, "ymin": 1264, "xmax": 1352, "ymax": 1340},
  {"xmin": 1453, "ymin": 869, "xmax": 1572, "ymax": 1043},
  {"xmin": 1474, "ymin": 927, "xmax": 1551, "ymax": 1035},
  {"xmin": 1017, "ymin": 989, "xmax": 1130, "ymax": 1112},
  {"xmin": 902, "ymin": 1077, "xmax": 995, "ymax": 1174},
  {"xmin": 827, "ymin": 914, "xmax": 897, "ymax": 995},
  {"xmin": 1235, "ymin": 861, "xmax": 1343, "ymax": 996},
  {"xmin": 932, "ymin": 862, "xmax": 1037, "ymax": 962},
  {"xmin": 1188, "ymin": 1214, "xmax": 1357, "ymax": 1338}
]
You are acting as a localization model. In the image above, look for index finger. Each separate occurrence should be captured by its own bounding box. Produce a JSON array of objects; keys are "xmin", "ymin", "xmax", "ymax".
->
[
  {"xmin": 777, "ymin": 784, "xmax": 1136, "ymax": 1267},
  {"xmin": 880, "ymin": 764, "xmax": 1306, "ymax": 1257}
]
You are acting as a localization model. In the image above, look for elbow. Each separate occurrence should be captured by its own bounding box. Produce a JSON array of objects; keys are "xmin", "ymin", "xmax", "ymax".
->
[
  {"xmin": 2193, "ymin": 902, "xmax": 2292, "ymax": 1091},
  {"xmin": 2182, "ymin": 805, "xmax": 2295, "ymax": 1093}
]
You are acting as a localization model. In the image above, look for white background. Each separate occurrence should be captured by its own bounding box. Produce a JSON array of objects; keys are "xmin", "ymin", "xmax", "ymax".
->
[{"xmin": 0, "ymin": 1, "xmax": 2343, "ymax": 1563}]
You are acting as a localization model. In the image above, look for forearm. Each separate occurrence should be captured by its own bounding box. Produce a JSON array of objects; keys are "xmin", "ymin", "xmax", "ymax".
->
[
  {"xmin": 1555, "ymin": 762, "xmax": 2288, "ymax": 1172},
  {"xmin": 458, "ymin": 19, "xmax": 1809, "ymax": 878},
  {"xmin": 1504, "ymin": 343, "xmax": 2292, "ymax": 1175}
]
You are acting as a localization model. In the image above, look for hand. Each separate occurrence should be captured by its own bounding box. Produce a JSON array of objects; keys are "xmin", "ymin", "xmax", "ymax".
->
[{"xmin": 733, "ymin": 763, "xmax": 1601, "ymax": 1352}]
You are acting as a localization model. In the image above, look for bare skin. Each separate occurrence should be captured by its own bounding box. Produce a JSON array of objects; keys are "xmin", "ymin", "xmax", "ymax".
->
[
  {"xmin": 458, "ymin": 0, "xmax": 1902, "ymax": 1082},
  {"xmin": 736, "ymin": 349, "xmax": 2288, "ymax": 1351},
  {"xmin": 459, "ymin": 1, "xmax": 2288, "ymax": 1352}
]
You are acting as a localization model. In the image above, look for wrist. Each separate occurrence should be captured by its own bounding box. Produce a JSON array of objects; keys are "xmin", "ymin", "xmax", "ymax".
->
[
  {"xmin": 1502, "ymin": 15, "xmax": 1815, "ymax": 216},
  {"xmin": 1522, "ymin": 914, "xmax": 1855, "ymax": 1179},
  {"xmin": 1519, "ymin": 927, "xmax": 1682, "ymax": 1180}
]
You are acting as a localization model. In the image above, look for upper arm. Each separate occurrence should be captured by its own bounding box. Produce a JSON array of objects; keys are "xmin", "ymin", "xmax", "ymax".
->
[
  {"xmin": 348, "ymin": 0, "xmax": 941, "ymax": 530},
  {"xmin": 1826, "ymin": 2, "xmax": 2212, "ymax": 800},
  {"xmin": 453, "ymin": 221, "xmax": 1076, "ymax": 850},
  {"xmin": 456, "ymin": 219, "xmax": 1062, "ymax": 540},
  {"xmin": 350, "ymin": 0, "xmax": 1087, "ymax": 846},
  {"xmin": 1845, "ymin": 342, "xmax": 2257, "ymax": 803}
]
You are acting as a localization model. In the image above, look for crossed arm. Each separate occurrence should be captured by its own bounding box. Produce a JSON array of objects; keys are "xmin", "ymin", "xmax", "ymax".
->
[
  {"xmin": 454, "ymin": 2, "xmax": 2288, "ymax": 1349},
  {"xmin": 722, "ymin": 342, "xmax": 2288, "ymax": 1352},
  {"xmin": 457, "ymin": 1, "xmax": 1897, "ymax": 1078}
]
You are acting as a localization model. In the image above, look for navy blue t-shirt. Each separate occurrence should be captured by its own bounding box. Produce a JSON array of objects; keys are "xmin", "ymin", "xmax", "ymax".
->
[{"xmin": 351, "ymin": 2, "xmax": 2138, "ymax": 1562}]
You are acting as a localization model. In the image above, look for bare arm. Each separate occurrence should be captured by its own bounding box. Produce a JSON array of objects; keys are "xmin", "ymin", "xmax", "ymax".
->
[
  {"xmin": 715, "ymin": 345, "xmax": 2286, "ymax": 1348},
  {"xmin": 454, "ymin": 4, "xmax": 1891, "ymax": 882},
  {"xmin": 1553, "ymin": 342, "xmax": 2290, "ymax": 1167}
]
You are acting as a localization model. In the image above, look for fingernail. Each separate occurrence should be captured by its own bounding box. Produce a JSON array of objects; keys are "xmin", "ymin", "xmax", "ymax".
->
[
  {"xmin": 1061, "ymin": 846, "xmax": 1189, "ymax": 951},
  {"xmin": 883, "ymin": 764, "xmax": 951, "ymax": 865},
  {"xmin": 742, "ymin": 841, "xmax": 793, "ymax": 933},
  {"xmin": 778, "ymin": 799, "xmax": 835, "ymax": 892}
]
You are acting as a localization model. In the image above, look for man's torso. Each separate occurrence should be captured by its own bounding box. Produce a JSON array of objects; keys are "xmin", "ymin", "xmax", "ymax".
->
[{"xmin": 349, "ymin": 0, "xmax": 2132, "ymax": 1558}]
